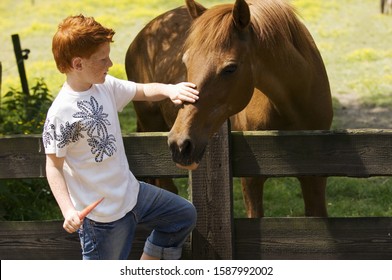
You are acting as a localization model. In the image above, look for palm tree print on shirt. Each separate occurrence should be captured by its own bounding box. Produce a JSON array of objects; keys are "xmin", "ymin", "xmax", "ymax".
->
[
  {"xmin": 55, "ymin": 121, "xmax": 84, "ymax": 148},
  {"xmin": 43, "ymin": 96, "xmax": 116, "ymax": 162},
  {"xmin": 88, "ymin": 134, "xmax": 117, "ymax": 162},
  {"xmin": 73, "ymin": 96, "xmax": 110, "ymax": 137}
]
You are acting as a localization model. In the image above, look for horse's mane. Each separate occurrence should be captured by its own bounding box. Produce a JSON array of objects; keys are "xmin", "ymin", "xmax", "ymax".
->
[
  {"xmin": 248, "ymin": 0, "xmax": 312, "ymax": 54},
  {"xmin": 184, "ymin": 0, "xmax": 314, "ymax": 60},
  {"xmin": 184, "ymin": 4, "xmax": 235, "ymax": 52}
]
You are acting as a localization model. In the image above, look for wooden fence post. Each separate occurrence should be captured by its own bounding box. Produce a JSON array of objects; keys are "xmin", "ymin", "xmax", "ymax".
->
[
  {"xmin": 190, "ymin": 120, "xmax": 234, "ymax": 259},
  {"xmin": 11, "ymin": 34, "xmax": 29, "ymax": 95}
]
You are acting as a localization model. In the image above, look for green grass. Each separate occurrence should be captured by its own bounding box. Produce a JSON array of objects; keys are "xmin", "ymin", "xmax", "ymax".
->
[
  {"xmin": 293, "ymin": 0, "xmax": 392, "ymax": 109},
  {"xmin": 176, "ymin": 176, "xmax": 392, "ymax": 218},
  {"xmin": 262, "ymin": 177, "xmax": 392, "ymax": 218},
  {"xmin": 1, "ymin": 0, "xmax": 392, "ymax": 219}
]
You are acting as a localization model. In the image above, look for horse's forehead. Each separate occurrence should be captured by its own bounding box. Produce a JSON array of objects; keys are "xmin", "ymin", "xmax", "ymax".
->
[
  {"xmin": 185, "ymin": 6, "xmax": 237, "ymax": 53},
  {"xmin": 185, "ymin": 29, "xmax": 242, "ymax": 58},
  {"xmin": 185, "ymin": 35, "xmax": 246, "ymax": 66}
]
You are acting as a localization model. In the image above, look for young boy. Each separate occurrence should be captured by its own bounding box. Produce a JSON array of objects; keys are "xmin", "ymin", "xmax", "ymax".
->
[{"xmin": 42, "ymin": 14, "xmax": 198, "ymax": 260}]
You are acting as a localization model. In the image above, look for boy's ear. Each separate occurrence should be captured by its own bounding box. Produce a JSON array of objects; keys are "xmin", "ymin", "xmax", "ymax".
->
[{"xmin": 71, "ymin": 57, "xmax": 83, "ymax": 71}]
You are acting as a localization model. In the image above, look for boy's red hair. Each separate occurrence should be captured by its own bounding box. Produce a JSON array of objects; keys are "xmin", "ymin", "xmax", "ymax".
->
[{"xmin": 52, "ymin": 14, "xmax": 115, "ymax": 73}]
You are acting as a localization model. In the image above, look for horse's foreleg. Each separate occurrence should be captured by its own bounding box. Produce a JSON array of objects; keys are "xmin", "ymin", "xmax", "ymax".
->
[
  {"xmin": 141, "ymin": 178, "xmax": 179, "ymax": 194},
  {"xmin": 297, "ymin": 176, "xmax": 328, "ymax": 217},
  {"xmin": 241, "ymin": 177, "xmax": 266, "ymax": 218}
]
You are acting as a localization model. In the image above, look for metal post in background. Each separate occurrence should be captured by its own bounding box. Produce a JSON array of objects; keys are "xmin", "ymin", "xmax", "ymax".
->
[{"xmin": 11, "ymin": 34, "xmax": 30, "ymax": 95}]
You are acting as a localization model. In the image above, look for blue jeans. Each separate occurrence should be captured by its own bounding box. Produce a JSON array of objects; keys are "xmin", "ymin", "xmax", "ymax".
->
[{"xmin": 78, "ymin": 181, "xmax": 197, "ymax": 260}]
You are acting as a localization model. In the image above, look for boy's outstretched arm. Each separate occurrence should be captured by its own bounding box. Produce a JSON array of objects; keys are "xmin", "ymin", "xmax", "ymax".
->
[{"xmin": 133, "ymin": 82, "xmax": 199, "ymax": 104}]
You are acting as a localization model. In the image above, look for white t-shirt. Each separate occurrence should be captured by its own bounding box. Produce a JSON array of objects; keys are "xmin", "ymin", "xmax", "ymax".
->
[{"xmin": 43, "ymin": 75, "xmax": 139, "ymax": 223}]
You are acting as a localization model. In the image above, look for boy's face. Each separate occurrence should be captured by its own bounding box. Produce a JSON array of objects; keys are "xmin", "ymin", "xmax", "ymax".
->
[{"xmin": 78, "ymin": 42, "xmax": 113, "ymax": 85}]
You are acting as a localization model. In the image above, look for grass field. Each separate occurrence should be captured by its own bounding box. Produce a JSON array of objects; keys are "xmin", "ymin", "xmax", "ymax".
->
[{"xmin": 1, "ymin": 0, "xmax": 392, "ymax": 219}]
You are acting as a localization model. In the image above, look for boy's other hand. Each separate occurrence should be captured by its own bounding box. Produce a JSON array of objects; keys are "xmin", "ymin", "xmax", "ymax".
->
[{"xmin": 63, "ymin": 209, "xmax": 82, "ymax": 233}]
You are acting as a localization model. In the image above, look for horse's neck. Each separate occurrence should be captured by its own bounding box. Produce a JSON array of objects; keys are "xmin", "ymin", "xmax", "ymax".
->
[
  {"xmin": 250, "ymin": 45, "xmax": 332, "ymax": 129},
  {"xmin": 252, "ymin": 46, "xmax": 309, "ymax": 102}
]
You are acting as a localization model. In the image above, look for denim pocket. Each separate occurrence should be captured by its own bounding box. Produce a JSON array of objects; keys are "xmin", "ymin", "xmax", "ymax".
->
[{"xmin": 78, "ymin": 218, "xmax": 99, "ymax": 259}]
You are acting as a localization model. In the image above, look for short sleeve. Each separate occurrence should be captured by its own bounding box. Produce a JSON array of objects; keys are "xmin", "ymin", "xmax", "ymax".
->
[{"xmin": 105, "ymin": 75, "xmax": 137, "ymax": 112}]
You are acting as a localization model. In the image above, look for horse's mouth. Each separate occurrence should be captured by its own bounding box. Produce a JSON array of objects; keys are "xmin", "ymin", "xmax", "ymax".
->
[
  {"xmin": 176, "ymin": 162, "xmax": 200, "ymax": 170},
  {"xmin": 170, "ymin": 146, "xmax": 206, "ymax": 171},
  {"xmin": 172, "ymin": 151, "xmax": 204, "ymax": 170}
]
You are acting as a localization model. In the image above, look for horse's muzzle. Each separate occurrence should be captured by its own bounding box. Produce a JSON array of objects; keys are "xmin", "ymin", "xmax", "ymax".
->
[{"xmin": 168, "ymin": 135, "xmax": 205, "ymax": 169}]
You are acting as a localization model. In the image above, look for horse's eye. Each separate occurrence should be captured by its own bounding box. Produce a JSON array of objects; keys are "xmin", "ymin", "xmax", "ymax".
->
[{"xmin": 221, "ymin": 64, "xmax": 238, "ymax": 75}]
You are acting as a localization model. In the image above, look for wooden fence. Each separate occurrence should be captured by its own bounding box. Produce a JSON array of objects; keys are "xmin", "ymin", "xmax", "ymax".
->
[{"xmin": 1, "ymin": 123, "xmax": 392, "ymax": 259}]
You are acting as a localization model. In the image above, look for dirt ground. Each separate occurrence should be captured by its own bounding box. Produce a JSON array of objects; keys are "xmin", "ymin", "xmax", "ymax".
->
[{"xmin": 333, "ymin": 92, "xmax": 392, "ymax": 129}]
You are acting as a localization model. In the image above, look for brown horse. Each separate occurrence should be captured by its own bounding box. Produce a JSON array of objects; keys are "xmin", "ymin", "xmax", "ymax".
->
[{"xmin": 125, "ymin": 0, "xmax": 333, "ymax": 218}]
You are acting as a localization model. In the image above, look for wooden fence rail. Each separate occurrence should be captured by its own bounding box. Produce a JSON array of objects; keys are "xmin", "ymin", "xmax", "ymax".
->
[{"xmin": 1, "ymin": 127, "xmax": 392, "ymax": 259}]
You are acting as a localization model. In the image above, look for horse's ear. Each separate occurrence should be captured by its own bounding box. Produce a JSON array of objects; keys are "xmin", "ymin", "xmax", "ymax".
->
[
  {"xmin": 232, "ymin": 0, "xmax": 250, "ymax": 30},
  {"xmin": 185, "ymin": 0, "xmax": 207, "ymax": 19}
]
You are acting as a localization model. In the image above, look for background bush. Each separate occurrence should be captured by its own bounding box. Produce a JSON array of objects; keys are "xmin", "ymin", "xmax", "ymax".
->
[
  {"xmin": 0, "ymin": 79, "xmax": 62, "ymax": 220},
  {"xmin": 0, "ymin": 78, "xmax": 52, "ymax": 135}
]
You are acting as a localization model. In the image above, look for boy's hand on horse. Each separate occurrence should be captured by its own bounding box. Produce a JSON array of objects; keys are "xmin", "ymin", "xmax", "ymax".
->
[{"xmin": 168, "ymin": 82, "xmax": 199, "ymax": 105}]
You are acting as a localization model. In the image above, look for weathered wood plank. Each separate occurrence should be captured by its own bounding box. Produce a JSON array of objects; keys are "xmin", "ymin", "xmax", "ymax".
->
[
  {"xmin": 2, "ymin": 130, "xmax": 392, "ymax": 179},
  {"xmin": 2, "ymin": 217, "xmax": 391, "ymax": 260},
  {"xmin": 123, "ymin": 132, "xmax": 187, "ymax": 178},
  {"xmin": 0, "ymin": 133, "xmax": 187, "ymax": 179},
  {"xmin": 234, "ymin": 217, "xmax": 392, "ymax": 260},
  {"xmin": 0, "ymin": 220, "xmax": 81, "ymax": 260},
  {"xmin": 0, "ymin": 135, "xmax": 46, "ymax": 179},
  {"xmin": 0, "ymin": 221, "xmax": 152, "ymax": 260},
  {"xmin": 190, "ymin": 121, "xmax": 234, "ymax": 260},
  {"xmin": 231, "ymin": 129, "xmax": 392, "ymax": 177}
]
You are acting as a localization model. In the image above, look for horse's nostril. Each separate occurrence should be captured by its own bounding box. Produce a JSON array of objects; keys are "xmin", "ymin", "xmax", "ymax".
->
[
  {"xmin": 168, "ymin": 136, "xmax": 193, "ymax": 156},
  {"xmin": 168, "ymin": 136, "xmax": 194, "ymax": 165},
  {"xmin": 180, "ymin": 139, "xmax": 193, "ymax": 156}
]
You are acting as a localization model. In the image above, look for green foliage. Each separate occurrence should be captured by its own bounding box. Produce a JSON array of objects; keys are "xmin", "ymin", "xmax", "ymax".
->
[
  {"xmin": 0, "ymin": 78, "xmax": 53, "ymax": 135},
  {"xmin": 0, "ymin": 78, "xmax": 61, "ymax": 221},
  {"xmin": 0, "ymin": 179, "xmax": 61, "ymax": 221},
  {"xmin": 119, "ymin": 104, "xmax": 137, "ymax": 134}
]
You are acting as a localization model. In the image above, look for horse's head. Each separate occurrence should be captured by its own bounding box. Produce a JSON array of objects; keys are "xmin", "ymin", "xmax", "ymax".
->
[{"xmin": 168, "ymin": 0, "xmax": 255, "ymax": 170}]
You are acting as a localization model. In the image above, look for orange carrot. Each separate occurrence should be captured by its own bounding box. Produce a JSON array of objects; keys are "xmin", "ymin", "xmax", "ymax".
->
[{"xmin": 79, "ymin": 197, "xmax": 104, "ymax": 219}]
